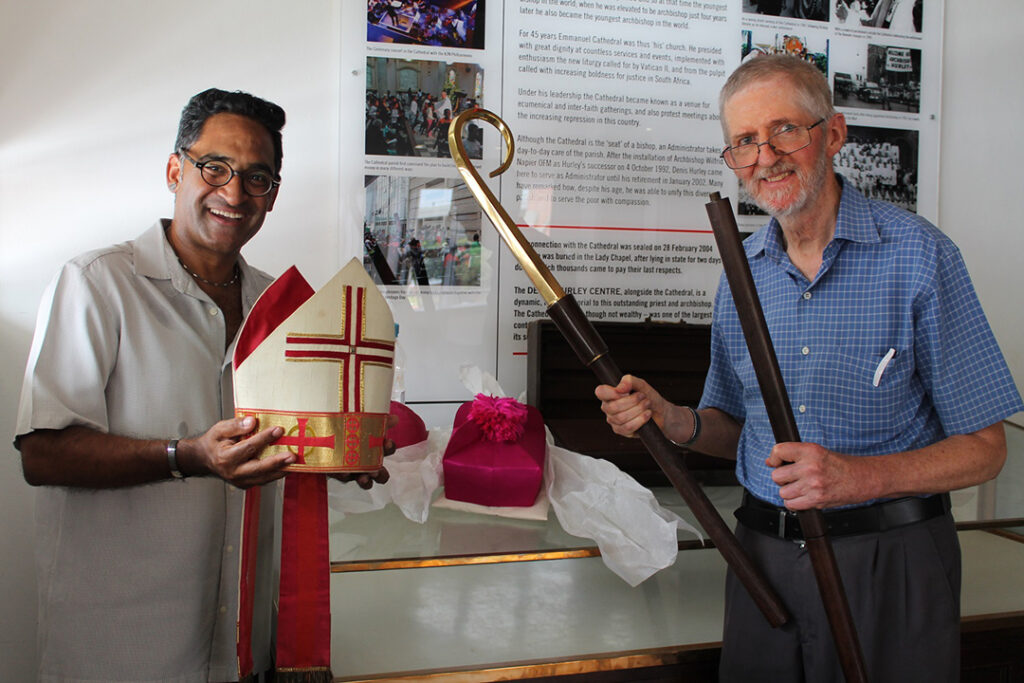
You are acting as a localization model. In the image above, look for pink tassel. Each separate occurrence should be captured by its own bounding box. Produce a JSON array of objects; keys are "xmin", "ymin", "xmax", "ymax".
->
[{"xmin": 469, "ymin": 394, "xmax": 529, "ymax": 442}]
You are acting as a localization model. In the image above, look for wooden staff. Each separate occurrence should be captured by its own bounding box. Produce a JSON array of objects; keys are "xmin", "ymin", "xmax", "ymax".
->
[
  {"xmin": 448, "ymin": 108, "xmax": 790, "ymax": 629},
  {"xmin": 705, "ymin": 192, "xmax": 868, "ymax": 682}
]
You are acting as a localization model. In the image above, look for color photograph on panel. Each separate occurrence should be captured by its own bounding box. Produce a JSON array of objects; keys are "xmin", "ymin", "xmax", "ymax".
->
[
  {"xmin": 367, "ymin": 0, "xmax": 485, "ymax": 49},
  {"xmin": 365, "ymin": 57, "xmax": 484, "ymax": 159},
  {"xmin": 364, "ymin": 175, "xmax": 484, "ymax": 288}
]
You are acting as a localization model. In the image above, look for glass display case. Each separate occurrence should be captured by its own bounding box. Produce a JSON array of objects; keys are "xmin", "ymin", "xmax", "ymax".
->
[{"xmin": 324, "ymin": 423, "xmax": 1024, "ymax": 681}]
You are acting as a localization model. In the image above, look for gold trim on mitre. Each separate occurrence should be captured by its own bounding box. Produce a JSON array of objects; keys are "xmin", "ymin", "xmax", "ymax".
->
[{"xmin": 237, "ymin": 409, "xmax": 388, "ymax": 472}]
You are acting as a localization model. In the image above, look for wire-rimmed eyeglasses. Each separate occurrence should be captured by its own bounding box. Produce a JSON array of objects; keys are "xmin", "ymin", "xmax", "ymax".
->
[
  {"xmin": 178, "ymin": 149, "xmax": 280, "ymax": 197},
  {"xmin": 721, "ymin": 118, "xmax": 827, "ymax": 170}
]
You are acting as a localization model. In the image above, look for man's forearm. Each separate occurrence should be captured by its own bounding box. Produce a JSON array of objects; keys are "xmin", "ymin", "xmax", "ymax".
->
[
  {"xmin": 676, "ymin": 406, "xmax": 742, "ymax": 461},
  {"xmin": 862, "ymin": 422, "xmax": 1007, "ymax": 500},
  {"xmin": 767, "ymin": 421, "xmax": 1008, "ymax": 509},
  {"xmin": 20, "ymin": 426, "xmax": 181, "ymax": 488}
]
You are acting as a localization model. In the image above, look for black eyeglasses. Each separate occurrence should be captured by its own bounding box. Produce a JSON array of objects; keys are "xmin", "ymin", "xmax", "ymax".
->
[
  {"xmin": 178, "ymin": 149, "xmax": 280, "ymax": 197},
  {"xmin": 721, "ymin": 118, "xmax": 827, "ymax": 170}
]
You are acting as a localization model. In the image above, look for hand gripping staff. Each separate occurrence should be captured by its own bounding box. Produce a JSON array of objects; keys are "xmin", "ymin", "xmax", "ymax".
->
[
  {"xmin": 705, "ymin": 192, "xmax": 868, "ymax": 683},
  {"xmin": 448, "ymin": 108, "xmax": 789, "ymax": 629}
]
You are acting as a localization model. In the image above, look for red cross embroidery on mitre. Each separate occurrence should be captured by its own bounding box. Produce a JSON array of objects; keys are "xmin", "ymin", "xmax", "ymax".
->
[
  {"xmin": 282, "ymin": 284, "xmax": 395, "ymax": 412},
  {"xmin": 275, "ymin": 417, "xmax": 335, "ymax": 465}
]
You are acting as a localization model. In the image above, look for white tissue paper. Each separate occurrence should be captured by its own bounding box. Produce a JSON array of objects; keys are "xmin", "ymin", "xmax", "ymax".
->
[
  {"xmin": 544, "ymin": 439, "xmax": 701, "ymax": 586},
  {"xmin": 328, "ymin": 429, "xmax": 444, "ymax": 523},
  {"xmin": 328, "ymin": 365, "xmax": 702, "ymax": 586}
]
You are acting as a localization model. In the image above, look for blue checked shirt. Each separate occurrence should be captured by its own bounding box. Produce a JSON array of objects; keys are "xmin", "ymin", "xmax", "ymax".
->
[{"xmin": 699, "ymin": 177, "xmax": 1023, "ymax": 506}]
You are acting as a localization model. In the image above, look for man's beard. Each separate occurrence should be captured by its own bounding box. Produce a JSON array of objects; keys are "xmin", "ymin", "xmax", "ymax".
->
[{"xmin": 741, "ymin": 150, "xmax": 832, "ymax": 219}]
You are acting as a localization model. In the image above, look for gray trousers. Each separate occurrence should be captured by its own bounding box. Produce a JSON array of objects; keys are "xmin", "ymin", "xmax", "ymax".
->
[{"xmin": 719, "ymin": 512, "xmax": 961, "ymax": 683}]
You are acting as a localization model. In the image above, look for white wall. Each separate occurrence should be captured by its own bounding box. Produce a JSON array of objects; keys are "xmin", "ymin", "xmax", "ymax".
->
[
  {"xmin": 938, "ymin": 0, "xmax": 1024, "ymax": 428},
  {"xmin": 1, "ymin": 1, "xmax": 1020, "ymax": 679}
]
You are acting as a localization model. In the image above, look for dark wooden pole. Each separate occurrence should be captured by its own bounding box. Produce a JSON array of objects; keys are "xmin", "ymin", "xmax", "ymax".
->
[
  {"xmin": 448, "ymin": 107, "xmax": 790, "ymax": 630},
  {"xmin": 705, "ymin": 192, "xmax": 869, "ymax": 683}
]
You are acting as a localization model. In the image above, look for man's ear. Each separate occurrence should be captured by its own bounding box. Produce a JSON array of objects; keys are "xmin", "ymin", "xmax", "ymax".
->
[
  {"xmin": 265, "ymin": 184, "xmax": 279, "ymax": 212},
  {"xmin": 166, "ymin": 153, "xmax": 182, "ymax": 192},
  {"xmin": 825, "ymin": 112, "xmax": 848, "ymax": 157}
]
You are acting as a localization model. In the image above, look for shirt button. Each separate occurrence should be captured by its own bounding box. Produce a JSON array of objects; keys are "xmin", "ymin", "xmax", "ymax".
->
[
  {"xmin": 798, "ymin": 405, "xmax": 807, "ymax": 413},
  {"xmin": 208, "ymin": 307, "xmax": 219, "ymax": 316},
  {"xmin": 225, "ymin": 545, "xmax": 234, "ymax": 554},
  {"xmin": 219, "ymin": 605, "xmax": 227, "ymax": 614},
  {"xmin": 801, "ymin": 346, "xmax": 810, "ymax": 356},
  {"xmin": 803, "ymin": 291, "xmax": 812, "ymax": 300}
]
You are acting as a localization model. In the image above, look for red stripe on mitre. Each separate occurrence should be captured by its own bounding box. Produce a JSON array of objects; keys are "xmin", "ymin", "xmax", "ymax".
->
[
  {"xmin": 343, "ymin": 285, "xmax": 354, "ymax": 342},
  {"xmin": 354, "ymin": 286, "xmax": 365, "ymax": 341},
  {"xmin": 283, "ymin": 336, "xmax": 394, "ymax": 352},
  {"xmin": 285, "ymin": 336, "xmax": 348, "ymax": 346},
  {"xmin": 284, "ymin": 350, "xmax": 350, "ymax": 361},
  {"xmin": 356, "ymin": 340, "xmax": 395, "ymax": 351},
  {"xmin": 235, "ymin": 266, "xmax": 314, "ymax": 368}
]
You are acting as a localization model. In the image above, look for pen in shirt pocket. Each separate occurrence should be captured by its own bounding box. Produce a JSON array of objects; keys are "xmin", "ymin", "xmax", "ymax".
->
[{"xmin": 872, "ymin": 348, "xmax": 897, "ymax": 387}]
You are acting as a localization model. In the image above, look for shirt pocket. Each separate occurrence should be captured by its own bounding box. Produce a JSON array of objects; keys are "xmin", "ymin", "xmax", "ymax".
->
[{"xmin": 824, "ymin": 343, "xmax": 918, "ymax": 442}]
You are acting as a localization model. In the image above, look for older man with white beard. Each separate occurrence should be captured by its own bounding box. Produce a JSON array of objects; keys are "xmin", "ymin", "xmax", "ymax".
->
[{"xmin": 595, "ymin": 54, "xmax": 1022, "ymax": 682}]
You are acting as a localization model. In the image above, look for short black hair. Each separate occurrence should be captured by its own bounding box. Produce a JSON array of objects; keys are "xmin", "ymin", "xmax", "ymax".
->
[{"xmin": 175, "ymin": 88, "xmax": 286, "ymax": 177}]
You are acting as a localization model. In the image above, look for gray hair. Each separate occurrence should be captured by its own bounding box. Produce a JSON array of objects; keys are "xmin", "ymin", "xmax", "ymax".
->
[{"xmin": 719, "ymin": 54, "xmax": 835, "ymax": 140}]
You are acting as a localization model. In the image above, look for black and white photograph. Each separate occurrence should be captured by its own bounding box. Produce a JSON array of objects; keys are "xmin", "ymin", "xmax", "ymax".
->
[
  {"xmin": 367, "ymin": 0, "xmax": 485, "ymax": 49},
  {"xmin": 834, "ymin": 0, "xmax": 922, "ymax": 33},
  {"xmin": 837, "ymin": 124, "xmax": 919, "ymax": 212},
  {"xmin": 365, "ymin": 57, "xmax": 484, "ymax": 159},
  {"xmin": 742, "ymin": 0, "xmax": 829, "ymax": 22},
  {"xmin": 831, "ymin": 41, "xmax": 921, "ymax": 112},
  {"xmin": 364, "ymin": 175, "xmax": 485, "ymax": 287}
]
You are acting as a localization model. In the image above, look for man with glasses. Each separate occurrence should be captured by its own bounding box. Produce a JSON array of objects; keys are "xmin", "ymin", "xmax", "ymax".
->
[
  {"xmin": 597, "ymin": 55, "xmax": 1021, "ymax": 681},
  {"xmin": 14, "ymin": 89, "xmax": 382, "ymax": 682}
]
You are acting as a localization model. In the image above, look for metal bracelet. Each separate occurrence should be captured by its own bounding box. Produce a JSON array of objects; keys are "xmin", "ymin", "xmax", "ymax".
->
[
  {"xmin": 167, "ymin": 439, "xmax": 185, "ymax": 479},
  {"xmin": 671, "ymin": 406, "xmax": 702, "ymax": 447}
]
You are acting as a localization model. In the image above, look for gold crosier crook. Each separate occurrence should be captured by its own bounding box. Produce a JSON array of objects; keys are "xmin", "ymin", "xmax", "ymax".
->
[
  {"xmin": 448, "ymin": 108, "xmax": 565, "ymax": 307},
  {"xmin": 447, "ymin": 108, "xmax": 790, "ymax": 629}
]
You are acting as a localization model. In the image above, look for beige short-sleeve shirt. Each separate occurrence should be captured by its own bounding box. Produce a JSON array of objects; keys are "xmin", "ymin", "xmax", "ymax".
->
[{"xmin": 16, "ymin": 221, "xmax": 276, "ymax": 682}]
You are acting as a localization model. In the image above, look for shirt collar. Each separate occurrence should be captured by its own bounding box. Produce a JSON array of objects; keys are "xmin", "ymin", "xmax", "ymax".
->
[
  {"xmin": 134, "ymin": 219, "xmax": 263, "ymax": 308},
  {"xmin": 133, "ymin": 219, "xmax": 178, "ymax": 284},
  {"xmin": 832, "ymin": 174, "xmax": 882, "ymax": 245},
  {"xmin": 745, "ymin": 173, "xmax": 880, "ymax": 260}
]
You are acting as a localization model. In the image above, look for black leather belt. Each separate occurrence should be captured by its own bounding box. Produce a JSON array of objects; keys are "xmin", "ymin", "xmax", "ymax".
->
[{"xmin": 735, "ymin": 492, "xmax": 951, "ymax": 541}]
